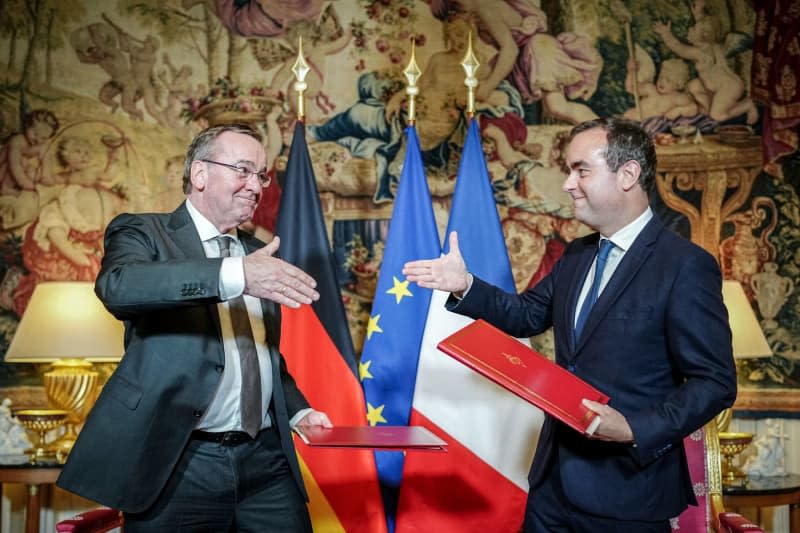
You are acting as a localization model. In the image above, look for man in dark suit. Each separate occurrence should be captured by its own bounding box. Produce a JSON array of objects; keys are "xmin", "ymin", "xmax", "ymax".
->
[
  {"xmin": 57, "ymin": 123, "xmax": 330, "ymax": 532},
  {"xmin": 403, "ymin": 117, "xmax": 736, "ymax": 531}
]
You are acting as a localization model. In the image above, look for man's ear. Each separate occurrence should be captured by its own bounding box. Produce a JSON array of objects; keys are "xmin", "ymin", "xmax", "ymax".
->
[
  {"xmin": 618, "ymin": 160, "xmax": 641, "ymax": 191},
  {"xmin": 190, "ymin": 160, "xmax": 207, "ymax": 191}
]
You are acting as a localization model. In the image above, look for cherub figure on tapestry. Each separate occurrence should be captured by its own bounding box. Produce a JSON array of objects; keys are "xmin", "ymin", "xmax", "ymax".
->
[
  {"xmin": 428, "ymin": 0, "xmax": 602, "ymax": 124},
  {"xmin": 70, "ymin": 15, "xmax": 165, "ymax": 125},
  {"xmin": 653, "ymin": 0, "xmax": 758, "ymax": 125},
  {"xmin": 71, "ymin": 23, "xmax": 143, "ymax": 121},
  {"xmin": 0, "ymin": 110, "xmax": 60, "ymax": 232},
  {"xmin": 624, "ymin": 45, "xmax": 699, "ymax": 123},
  {"xmin": 8, "ymin": 123, "xmax": 140, "ymax": 316}
]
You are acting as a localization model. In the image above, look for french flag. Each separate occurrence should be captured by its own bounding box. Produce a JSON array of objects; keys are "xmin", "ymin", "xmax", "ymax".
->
[{"xmin": 395, "ymin": 119, "xmax": 545, "ymax": 532}]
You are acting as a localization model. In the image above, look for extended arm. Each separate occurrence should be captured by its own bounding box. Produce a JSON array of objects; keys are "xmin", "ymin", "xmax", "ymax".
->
[
  {"xmin": 654, "ymin": 21, "xmax": 703, "ymax": 62},
  {"xmin": 95, "ymin": 214, "xmax": 225, "ymax": 318}
]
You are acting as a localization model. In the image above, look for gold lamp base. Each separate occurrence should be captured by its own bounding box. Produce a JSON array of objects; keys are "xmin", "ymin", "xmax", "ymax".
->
[
  {"xmin": 14, "ymin": 409, "xmax": 68, "ymax": 464},
  {"xmin": 718, "ymin": 431, "xmax": 753, "ymax": 486},
  {"xmin": 43, "ymin": 358, "xmax": 100, "ymax": 459}
]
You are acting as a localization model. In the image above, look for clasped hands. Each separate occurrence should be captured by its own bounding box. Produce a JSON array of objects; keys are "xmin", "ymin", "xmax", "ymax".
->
[{"xmin": 243, "ymin": 236, "xmax": 320, "ymax": 308}]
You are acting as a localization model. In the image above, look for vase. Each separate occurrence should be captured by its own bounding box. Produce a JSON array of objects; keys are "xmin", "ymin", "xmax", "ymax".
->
[{"xmin": 751, "ymin": 262, "xmax": 794, "ymax": 330}]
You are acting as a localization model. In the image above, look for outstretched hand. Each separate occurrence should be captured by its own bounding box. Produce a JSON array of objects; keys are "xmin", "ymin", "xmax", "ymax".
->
[
  {"xmin": 402, "ymin": 231, "xmax": 471, "ymax": 295},
  {"xmin": 243, "ymin": 236, "xmax": 320, "ymax": 308}
]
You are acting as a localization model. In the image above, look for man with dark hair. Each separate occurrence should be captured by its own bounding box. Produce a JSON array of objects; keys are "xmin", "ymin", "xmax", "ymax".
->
[
  {"xmin": 58, "ymin": 123, "xmax": 329, "ymax": 532},
  {"xmin": 404, "ymin": 117, "xmax": 736, "ymax": 531}
]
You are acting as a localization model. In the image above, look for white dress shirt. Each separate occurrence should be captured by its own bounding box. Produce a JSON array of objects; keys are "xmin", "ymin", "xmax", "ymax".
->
[
  {"xmin": 573, "ymin": 207, "xmax": 654, "ymax": 328},
  {"xmin": 185, "ymin": 199, "xmax": 274, "ymax": 432}
]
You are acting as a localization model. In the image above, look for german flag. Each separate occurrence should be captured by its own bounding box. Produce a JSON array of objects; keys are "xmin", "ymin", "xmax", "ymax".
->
[{"xmin": 276, "ymin": 122, "xmax": 387, "ymax": 533}]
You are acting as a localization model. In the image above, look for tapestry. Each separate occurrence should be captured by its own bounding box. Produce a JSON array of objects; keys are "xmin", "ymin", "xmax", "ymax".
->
[{"xmin": 0, "ymin": 0, "xmax": 798, "ymax": 412}]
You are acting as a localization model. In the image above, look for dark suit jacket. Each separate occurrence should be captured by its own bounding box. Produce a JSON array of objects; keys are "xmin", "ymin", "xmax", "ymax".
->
[
  {"xmin": 57, "ymin": 203, "xmax": 310, "ymax": 513},
  {"xmin": 449, "ymin": 216, "xmax": 736, "ymax": 521}
]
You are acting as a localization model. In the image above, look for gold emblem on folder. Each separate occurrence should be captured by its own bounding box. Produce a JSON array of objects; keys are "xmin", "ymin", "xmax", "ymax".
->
[{"xmin": 502, "ymin": 352, "xmax": 527, "ymax": 368}]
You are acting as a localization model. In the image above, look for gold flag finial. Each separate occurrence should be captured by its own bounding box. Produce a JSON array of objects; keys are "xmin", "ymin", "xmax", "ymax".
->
[
  {"xmin": 403, "ymin": 38, "xmax": 422, "ymax": 124},
  {"xmin": 460, "ymin": 31, "xmax": 480, "ymax": 118},
  {"xmin": 291, "ymin": 36, "xmax": 310, "ymax": 122}
]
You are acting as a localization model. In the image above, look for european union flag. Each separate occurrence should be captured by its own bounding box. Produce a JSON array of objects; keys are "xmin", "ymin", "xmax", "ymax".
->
[{"xmin": 360, "ymin": 125, "xmax": 441, "ymax": 531}]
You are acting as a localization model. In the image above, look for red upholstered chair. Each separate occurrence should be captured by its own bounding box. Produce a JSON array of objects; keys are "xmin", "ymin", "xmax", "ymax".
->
[
  {"xmin": 672, "ymin": 421, "xmax": 764, "ymax": 533},
  {"xmin": 55, "ymin": 507, "xmax": 123, "ymax": 533}
]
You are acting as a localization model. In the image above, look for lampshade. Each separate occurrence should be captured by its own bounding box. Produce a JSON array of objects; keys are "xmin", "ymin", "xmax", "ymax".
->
[
  {"xmin": 722, "ymin": 280, "xmax": 771, "ymax": 359},
  {"xmin": 5, "ymin": 281, "xmax": 124, "ymax": 363}
]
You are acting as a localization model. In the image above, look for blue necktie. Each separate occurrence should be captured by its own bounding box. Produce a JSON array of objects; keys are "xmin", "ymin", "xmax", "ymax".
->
[{"xmin": 574, "ymin": 239, "xmax": 614, "ymax": 341}]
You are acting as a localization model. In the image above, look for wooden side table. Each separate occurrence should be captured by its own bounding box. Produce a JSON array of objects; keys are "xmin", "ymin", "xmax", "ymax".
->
[
  {"xmin": 0, "ymin": 464, "xmax": 61, "ymax": 533},
  {"xmin": 723, "ymin": 473, "xmax": 800, "ymax": 533}
]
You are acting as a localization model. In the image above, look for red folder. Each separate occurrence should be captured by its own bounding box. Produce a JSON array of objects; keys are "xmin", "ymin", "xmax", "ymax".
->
[
  {"xmin": 437, "ymin": 319, "xmax": 609, "ymax": 434},
  {"xmin": 295, "ymin": 425, "xmax": 447, "ymax": 450}
]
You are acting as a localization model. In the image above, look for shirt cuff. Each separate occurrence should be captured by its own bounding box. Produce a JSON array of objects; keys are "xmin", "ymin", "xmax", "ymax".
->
[
  {"xmin": 219, "ymin": 257, "xmax": 245, "ymax": 300},
  {"xmin": 452, "ymin": 272, "xmax": 474, "ymax": 300},
  {"xmin": 290, "ymin": 408, "xmax": 314, "ymax": 428}
]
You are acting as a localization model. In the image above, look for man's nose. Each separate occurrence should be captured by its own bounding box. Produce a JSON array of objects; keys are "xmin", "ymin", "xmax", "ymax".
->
[
  {"xmin": 244, "ymin": 173, "xmax": 263, "ymax": 191},
  {"xmin": 562, "ymin": 173, "xmax": 576, "ymax": 192}
]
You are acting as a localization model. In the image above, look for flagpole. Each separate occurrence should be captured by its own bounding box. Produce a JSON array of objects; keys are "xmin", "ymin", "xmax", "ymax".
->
[
  {"xmin": 460, "ymin": 31, "xmax": 479, "ymax": 120},
  {"xmin": 402, "ymin": 38, "xmax": 422, "ymax": 125},
  {"xmin": 291, "ymin": 36, "xmax": 310, "ymax": 124}
]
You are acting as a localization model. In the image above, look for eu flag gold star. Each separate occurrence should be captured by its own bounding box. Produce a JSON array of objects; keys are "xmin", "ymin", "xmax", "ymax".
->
[
  {"xmin": 366, "ymin": 314, "xmax": 383, "ymax": 340},
  {"xmin": 359, "ymin": 360, "xmax": 374, "ymax": 381},
  {"xmin": 386, "ymin": 276, "xmax": 413, "ymax": 304},
  {"xmin": 366, "ymin": 403, "xmax": 387, "ymax": 426}
]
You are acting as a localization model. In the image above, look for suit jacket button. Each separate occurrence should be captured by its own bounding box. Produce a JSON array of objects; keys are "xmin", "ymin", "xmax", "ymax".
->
[
  {"xmin": 567, "ymin": 364, "xmax": 576, "ymax": 372},
  {"xmin": 193, "ymin": 409, "xmax": 203, "ymax": 417}
]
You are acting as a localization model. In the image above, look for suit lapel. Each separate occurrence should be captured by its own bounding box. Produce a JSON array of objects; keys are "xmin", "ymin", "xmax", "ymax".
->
[
  {"xmin": 563, "ymin": 235, "xmax": 600, "ymax": 354},
  {"xmin": 167, "ymin": 202, "xmax": 206, "ymax": 259},
  {"xmin": 573, "ymin": 217, "xmax": 663, "ymax": 354},
  {"xmin": 168, "ymin": 202, "xmax": 225, "ymax": 353}
]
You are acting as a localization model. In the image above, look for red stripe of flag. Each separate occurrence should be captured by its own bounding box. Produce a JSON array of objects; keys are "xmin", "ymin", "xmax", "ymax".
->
[
  {"xmin": 397, "ymin": 410, "xmax": 527, "ymax": 532},
  {"xmin": 282, "ymin": 305, "xmax": 386, "ymax": 532}
]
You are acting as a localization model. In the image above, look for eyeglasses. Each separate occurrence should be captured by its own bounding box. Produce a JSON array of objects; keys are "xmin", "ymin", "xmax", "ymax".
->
[{"xmin": 201, "ymin": 159, "xmax": 272, "ymax": 187}]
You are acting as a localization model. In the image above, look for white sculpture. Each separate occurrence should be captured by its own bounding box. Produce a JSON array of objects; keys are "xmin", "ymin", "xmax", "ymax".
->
[
  {"xmin": 743, "ymin": 418, "xmax": 788, "ymax": 477},
  {"xmin": 0, "ymin": 398, "xmax": 33, "ymax": 455}
]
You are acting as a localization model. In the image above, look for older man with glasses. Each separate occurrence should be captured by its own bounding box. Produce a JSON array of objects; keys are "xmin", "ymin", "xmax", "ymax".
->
[{"xmin": 57, "ymin": 123, "xmax": 329, "ymax": 532}]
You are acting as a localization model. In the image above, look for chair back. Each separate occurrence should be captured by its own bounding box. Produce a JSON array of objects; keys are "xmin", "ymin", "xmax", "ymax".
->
[{"xmin": 673, "ymin": 420, "xmax": 732, "ymax": 532}]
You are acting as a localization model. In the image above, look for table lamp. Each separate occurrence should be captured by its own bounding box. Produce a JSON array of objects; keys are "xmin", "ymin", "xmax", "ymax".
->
[
  {"xmin": 722, "ymin": 280, "xmax": 772, "ymax": 360},
  {"xmin": 718, "ymin": 280, "xmax": 771, "ymax": 483},
  {"xmin": 4, "ymin": 281, "xmax": 124, "ymax": 458}
]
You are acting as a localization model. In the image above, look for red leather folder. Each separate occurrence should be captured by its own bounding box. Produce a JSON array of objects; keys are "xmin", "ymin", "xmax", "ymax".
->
[
  {"xmin": 437, "ymin": 319, "xmax": 609, "ymax": 434},
  {"xmin": 295, "ymin": 425, "xmax": 447, "ymax": 450}
]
